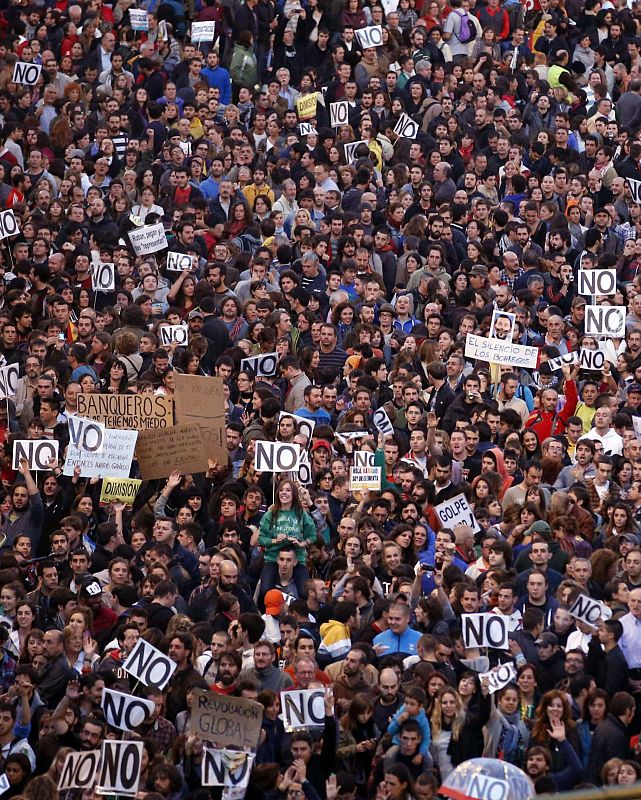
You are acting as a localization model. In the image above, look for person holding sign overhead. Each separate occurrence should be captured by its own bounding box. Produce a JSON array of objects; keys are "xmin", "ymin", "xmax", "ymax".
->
[{"xmin": 257, "ymin": 479, "xmax": 316, "ymax": 607}]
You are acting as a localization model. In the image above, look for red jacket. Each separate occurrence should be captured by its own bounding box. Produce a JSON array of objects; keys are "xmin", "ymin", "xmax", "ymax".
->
[{"xmin": 525, "ymin": 379, "xmax": 578, "ymax": 441}]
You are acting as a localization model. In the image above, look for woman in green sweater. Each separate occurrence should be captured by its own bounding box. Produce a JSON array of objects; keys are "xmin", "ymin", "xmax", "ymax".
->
[{"xmin": 258, "ymin": 479, "xmax": 317, "ymax": 603}]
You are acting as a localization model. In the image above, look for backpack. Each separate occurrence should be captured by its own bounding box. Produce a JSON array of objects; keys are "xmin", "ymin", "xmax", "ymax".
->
[{"xmin": 455, "ymin": 9, "xmax": 477, "ymax": 43}]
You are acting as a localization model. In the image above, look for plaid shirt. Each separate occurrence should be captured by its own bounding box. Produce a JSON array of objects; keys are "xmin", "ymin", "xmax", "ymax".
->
[
  {"xmin": 142, "ymin": 716, "xmax": 176, "ymax": 754},
  {"xmin": 499, "ymin": 267, "xmax": 525, "ymax": 291},
  {"xmin": 0, "ymin": 649, "xmax": 16, "ymax": 693},
  {"xmin": 616, "ymin": 221, "xmax": 638, "ymax": 248}
]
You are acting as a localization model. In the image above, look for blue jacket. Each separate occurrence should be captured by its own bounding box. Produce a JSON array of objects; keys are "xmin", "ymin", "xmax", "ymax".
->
[
  {"xmin": 388, "ymin": 705, "xmax": 431, "ymax": 756},
  {"xmin": 201, "ymin": 65, "xmax": 232, "ymax": 105},
  {"xmin": 373, "ymin": 627, "xmax": 421, "ymax": 658}
]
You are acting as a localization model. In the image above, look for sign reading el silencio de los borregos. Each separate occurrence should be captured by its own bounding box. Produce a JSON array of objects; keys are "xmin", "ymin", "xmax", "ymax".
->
[{"xmin": 465, "ymin": 333, "xmax": 539, "ymax": 368}]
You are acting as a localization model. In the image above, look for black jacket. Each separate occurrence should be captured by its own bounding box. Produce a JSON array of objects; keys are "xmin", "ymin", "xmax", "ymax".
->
[
  {"xmin": 586, "ymin": 639, "xmax": 629, "ymax": 698},
  {"xmin": 589, "ymin": 713, "xmax": 632, "ymax": 784}
]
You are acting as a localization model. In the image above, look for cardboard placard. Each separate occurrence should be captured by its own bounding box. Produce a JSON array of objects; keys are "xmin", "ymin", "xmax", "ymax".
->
[
  {"xmin": 373, "ymin": 407, "xmax": 394, "ymax": 436},
  {"xmin": 158, "ymin": 324, "xmax": 188, "ymax": 347},
  {"xmin": 434, "ymin": 492, "xmax": 479, "ymax": 531},
  {"xmin": 547, "ymin": 352, "xmax": 578, "ymax": 372},
  {"xmin": 97, "ymin": 741, "xmax": 143, "ymax": 797},
  {"xmin": 462, "ymin": 613, "xmax": 509, "ymax": 650},
  {"xmin": 355, "ymin": 25, "xmax": 383, "ymax": 47},
  {"xmin": 76, "ymin": 393, "xmax": 173, "ymax": 430},
  {"xmin": 465, "ymin": 333, "xmax": 539, "ymax": 368},
  {"xmin": 166, "ymin": 251, "xmax": 196, "ymax": 271},
  {"xmin": 122, "ymin": 638, "xmax": 177, "ymax": 690},
  {"xmin": 393, "ymin": 113, "xmax": 419, "ymax": 140},
  {"xmin": 349, "ymin": 465, "xmax": 381, "ymax": 490},
  {"xmin": 254, "ymin": 441, "xmax": 301, "ymax": 472},
  {"xmin": 58, "ymin": 751, "xmax": 101, "ymax": 791},
  {"xmin": 102, "ymin": 688, "xmax": 155, "ymax": 732},
  {"xmin": 191, "ymin": 20, "xmax": 216, "ymax": 41},
  {"xmin": 330, "ymin": 101, "xmax": 349, "ymax": 127},
  {"xmin": 99, "ymin": 477, "xmax": 142, "ymax": 506},
  {"xmin": 198, "ymin": 421, "xmax": 228, "ymax": 465},
  {"xmin": 91, "ymin": 261, "xmax": 115, "ymax": 292},
  {"xmin": 129, "ymin": 9, "xmax": 149, "ymax": 29},
  {"xmin": 128, "ymin": 223, "xmax": 167, "ymax": 255},
  {"xmin": 241, "ymin": 352, "xmax": 279, "ymax": 378},
  {"xmin": 585, "ymin": 305, "xmax": 626, "ymax": 338},
  {"xmin": 296, "ymin": 93, "xmax": 318, "ymax": 119},
  {"xmin": 190, "ymin": 689, "xmax": 263, "ymax": 751},
  {"xmin": 136, "ymin": 423, "xmax": 209, "ymax": 480},
  {"xmin": 344, "ymin": 139, "xmax": 368, "ymax": 163},
  {"xmin": 569, "ymin": 593, "xmax": 604, "ymax": 627},
  {"xmin": 202, "ymin": 749, "xmax": 254, "ymax": 789},
  {"xmin": 68, "ymin": 415, "xmax": 105, "ymax": 453},
  {"xmin": 578, "ymin": 268, "xmax": 617, "ymax": 297},
  {"xmin": 0, "ymin": 364, "xmax": 19, "ymax": 398},
  {"xmin": 12, "ymin": 62, "xmax": 41, "ymax": 85},
  {"xmin": 579, "ymin": 348, "xmax": 605, "ymax": 371},
  {"xmin": 299, "ymin": 123, "xmax": 318, "ymax": 136},
  {"xmin": 173, "ymin": 373, "xmax": 224, "ymax": 421},
  {"xmin": 489, "ymin": 310, "xmax": 516, "ymax": 342},
  {"xmin": 63, "ymin": 429, "xmax": 138, "ymax": 478},
  {"xmin": 12, "ymin": 439, "xmax": 58, "ymax": 471},
  {"xmin": 479, "ymin": 662, "xmax": 517, "ymax": 694},
  {"xmin": 0, "ymin": 209, "xmax": 19, "ymax": 240},
  {"xmin": 279, "ymin": 689, "xmax": 325, "ymax": 730}
]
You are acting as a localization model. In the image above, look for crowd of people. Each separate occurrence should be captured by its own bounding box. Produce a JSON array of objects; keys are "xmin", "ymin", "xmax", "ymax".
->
[{"xmin": 1, "ymin": 0, "xmax": 641, "ymax": 798}]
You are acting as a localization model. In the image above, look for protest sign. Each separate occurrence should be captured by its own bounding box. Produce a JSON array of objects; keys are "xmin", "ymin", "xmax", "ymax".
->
[
  {"xmin": 76, "ymin": 393, "xmax": 173, "ymax": 430},
  {"xmin": 174, "ymin": 374, "xmax": 224, "ymax": 421},
  {"xmin": 299, "ymin": 123, "xmax": 317, "ymax": 136},
  {"xmin": 479, "ymin": 663, "xmax": 517, "ymax": 694},
  {"xmin": 373, "ymin": 407, "xmax": 394, "ymax": 436},
  {"xmin": 190, "ymin": 689, "xmax": 263, "ymax": 751},
  {"xmin": 198, "ymin": 422, "xmax": 228, "ymax": 465},
  {"xmin": 136, "ymin": 423, "xmax": 209, "ymax": 480},
  {"xmin": 330, "ymin": 101, "xmax": 349, "ymax": 126},
  {"xmin": 129, "ymin": 8, "xmax": 149, "ymax": 29},
  {"xmin": 68, "ymin": 416, "xmax": 105, "ymax": 453},
  {"xmin": 633, "ymin": 416, "xmax": 641, "ymax": 442},
  {"xmin": 202, "ymin": 749, "xmax": 254, "ymax": 789},
  {"xmin": 355, "ymin": 25, "xmax": 383, "ymax": 47},
  {"xmin": 255, "ymin": 441, "xmax": 301, "ymax": 472},
  {"xmin": 99, "ymin": 477, "xmax": 142, "ymax": 506},
  {"xmin": 241, "ymin": 352, "xmax": 279, "ymax": 377},
  {"xmin": 434, "ymin": 493, "xmax": 479, "ymax": 531},
  {"xmin": 578, "ymin": 268, "xmax": 617, "ymax": 297},
  {"xmin": 128, "ymin": 223, "xmax": 167, "ymax": 255},
  {"xmin": 0, "ymin": 364, "xmax": 19, "ymax": 398},
  {"xmin": 585, "ymin": 305, "xmax": 626, "ymax": 338},
  {"xmin": 63, "ymin": 429, "xmax": 138, "ymax": 478},
  {"xmin": 489, "ymin": 310, "xmax": 515, "ymax": 342},
  {"xmin": 0, "ymin": 209, "xmax": 19, "ymax": 240},
  {"xmin": 58, "ymin": 751, "xmax": 101, "ymax": 791},
  {"xmin": 279, "ymin": 412, "xmax": 314, "ymax": 444},
  {"xmin": 102, "ymin": 688, "xmax": 155, "ymax": 732},
  {"xmin": 97, "ymin": 741, "xmax": 143, "ymax": 797},
  {"xmin": 547, "ymin": 352, "xmax": 578, "ymax": 372},
  {"xmin": 122, "ymin": 638, "xmax": 176, "ymax": 689},
  {"xmin": 12, "ymin": 440, "xmax": 58, "ymax": 471},
  {"xmin": 569, "ymin": 594, "xmax": 604, "ymax": 627},
  {"xmin": 12, "ymin": 62, "xmax": 41, "ymax": 84},
  {"xmin": 191, "ymin": 21, "xmax": 216, "ymax": 41},
  {"xmin": 462, "ymin": 613, "xmax": 509, "ymax": 650},
  {"xmin": 91, "ymin": 261, "xmax": 115, "ymax": 291},
  {"xmin": 393, "ymin": 113, "xmax": 419, "ymax": 139},
  {"xmin": 465, "ymin": 333, "xmax": 538, "ymax": 368},
  {"xmin": 279, "ymin": 689, "xmax": 325, "ymax": 729},
  {"xmin": 158, "ymin": 324, "xmax": 188, "ymax": 347},
  {"xmin": 344, "ymin": 139, "xmax": 368, "ymax": 163},
  {"xmin": 166, "ymin": 252, "xmax": 196, "ymax": 271},
  {"xmin": 296, "ymin": 93, "xmax": 318, "ymax": 119},
  {"xmin": 296, "ymin": 450, "xmax": 312, "ymax": 485},
  {"xmin": 579, "ymin": 349, "xmax": 605, "ymax": 371},
  {"xmin": 354, "ymin": 451, "xmax": 374, "ymax": 468},
  {"xmin": 349, "ymin": 465, "xmax": 381, "ymax": 490}
]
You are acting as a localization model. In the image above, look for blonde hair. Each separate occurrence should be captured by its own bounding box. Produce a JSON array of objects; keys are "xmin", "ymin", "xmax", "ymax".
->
[{"xmin": 430, "ymin": 688, "xmax": 466, "ymax": 741}]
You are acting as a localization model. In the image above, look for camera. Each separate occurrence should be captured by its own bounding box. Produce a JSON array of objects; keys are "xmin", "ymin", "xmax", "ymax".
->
[{"xmin": 421, "ymin": 563, "xmax": 435, "ymax": 572}]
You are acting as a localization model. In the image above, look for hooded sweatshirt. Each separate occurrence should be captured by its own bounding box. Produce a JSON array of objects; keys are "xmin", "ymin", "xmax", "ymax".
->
[
  {"xmin": 318, "ymin": 619, "xmax": 352, "ymax": 664},
  {"xmin": 258, "ymin": 507, "xmax": 317, "ymax": 564}
]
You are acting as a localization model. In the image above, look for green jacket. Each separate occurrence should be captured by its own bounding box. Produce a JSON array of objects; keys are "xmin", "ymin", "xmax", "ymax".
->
[
  {"xmin": 230, "ymin": 44, "xmax": 258, "ymax": 89},
  {"xmin": 258, "ymin": 507, "xmax": 317, "ymax": 564}
]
